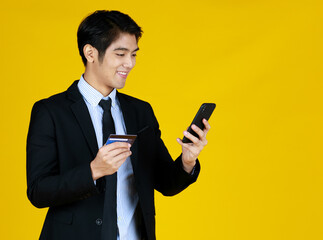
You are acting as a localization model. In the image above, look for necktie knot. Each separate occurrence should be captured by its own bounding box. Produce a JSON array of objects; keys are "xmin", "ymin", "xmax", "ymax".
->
[
  {"xmin": 99, "ymin": 98, "xmax": 112, "ymax": 112},
  {"xmin": 99, "ymin": 97, "xmax": 115, "ymax": 144}
]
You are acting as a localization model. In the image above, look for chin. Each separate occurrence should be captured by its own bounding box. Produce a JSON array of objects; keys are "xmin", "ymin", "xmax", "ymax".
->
[
  {"xmin": 118, "ymin": 81, "xmax": 127, "ymax": 89},
  {"xmin": 115, "ymin": 84, "xmax": 126, "ymax": 90}
]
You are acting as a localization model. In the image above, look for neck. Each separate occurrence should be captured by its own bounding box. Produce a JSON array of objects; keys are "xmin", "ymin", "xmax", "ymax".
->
[{"xmin": 83, "ymin": 69, "xmax": 113, "ymax": 97}]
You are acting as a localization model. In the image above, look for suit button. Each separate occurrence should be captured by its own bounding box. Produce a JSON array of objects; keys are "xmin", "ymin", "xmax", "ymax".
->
[{"xmin": 96, "ymin": 218, "xmax": 102, "ymax": 226}]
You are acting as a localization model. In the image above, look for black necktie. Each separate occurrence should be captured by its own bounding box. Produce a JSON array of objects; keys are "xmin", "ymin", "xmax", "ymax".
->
[
  {"xmin": 99, "ymin": 98, "xmax": 118, "ymax": 240},
  {"xmin": 99, "ymin": 98, "xmax": 116, "ymax": 143}
]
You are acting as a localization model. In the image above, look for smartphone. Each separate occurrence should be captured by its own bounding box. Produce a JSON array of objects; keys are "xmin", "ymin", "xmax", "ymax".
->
[{"xmin": 182, "ymin": 103, "xmax": 216, "ymax": 143}]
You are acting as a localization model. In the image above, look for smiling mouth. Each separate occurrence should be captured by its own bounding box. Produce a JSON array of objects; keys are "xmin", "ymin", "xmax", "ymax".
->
[{"xmin": 117, "ymin": 71, "xmax": 128, "ymax": 77}]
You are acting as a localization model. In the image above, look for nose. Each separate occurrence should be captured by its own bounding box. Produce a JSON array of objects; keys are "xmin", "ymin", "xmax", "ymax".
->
[{"xmin": 123, "ymin": 56, "xmax": 135, "ymax": 69}]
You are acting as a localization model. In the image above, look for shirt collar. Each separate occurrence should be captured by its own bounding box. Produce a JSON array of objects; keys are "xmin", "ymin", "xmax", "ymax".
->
[{"xmin": 78, "ymin": 75, "xmax": 118, "ymax": 108}]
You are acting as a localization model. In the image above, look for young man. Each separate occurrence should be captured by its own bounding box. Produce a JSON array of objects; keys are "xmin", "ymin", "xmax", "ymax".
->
[{"xmin": 27, "ymin": 10, "xmax": 210, "ymax": 240}]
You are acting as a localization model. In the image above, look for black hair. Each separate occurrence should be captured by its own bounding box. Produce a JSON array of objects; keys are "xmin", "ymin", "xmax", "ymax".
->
[{"xmin": 77, "ymin": 10, "xmax": 143, "ymax": 65}]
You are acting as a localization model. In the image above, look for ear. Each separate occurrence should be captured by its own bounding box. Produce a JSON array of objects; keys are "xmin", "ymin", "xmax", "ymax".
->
[{"xmin": 83, "ymin": 44, "xmax": 98, "ymax": 64}]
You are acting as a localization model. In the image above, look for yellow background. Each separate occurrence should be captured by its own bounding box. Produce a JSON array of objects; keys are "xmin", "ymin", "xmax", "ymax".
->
[{"xmin": 1, "ymin": 0, "xmax": 322, "ymax": 239}]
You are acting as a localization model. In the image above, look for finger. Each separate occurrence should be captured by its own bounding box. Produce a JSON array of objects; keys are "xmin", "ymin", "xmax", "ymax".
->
[
  {"xmin": 191, "ymin": 124, "xmax": 205, "ymax": 140},
  {"xmin": 176, "ymin": 138, "xmax": 193, "ymax": 151},
  {"xmin": 113, "ymin": 150, "xmax": 132, "ymax": 164},
  {"xmin": 102, "ymin": 142, "xmax": 131, "ymax": 151},
  {"xmin": 180, "ymin": 134, "xmax": 204, "ymax": 156},
  {"xmin": 106, "ymin": 147, "xmax": 132, "ymax": 159},
  {"xmin": 177, "ymin": 138, "xmax": 200, "ymax": 156},
  {"xmin": 103, "ymin": 150, "xmax": 132, "ymax": 174},
  {"xmin": 183, "ymin": 130, "xmax": 201, "ymax": 145},
  {"xmin": 109, "ymin": 141, "xmax": 131, "ymax": 149},
  {"xmin": 202, "ymin": 119, "xmax": 211, "ymax": 134},
  {"xmin": 176, "ymin": 138, "xmax": 192, "ymax": 149},
  {"xmin": 176, "ymin": 137, "xmax": 184, "ymax": 146},
  {"xmin": 191, "ymin": 124, "xmax": 208, "ymax": 146}
]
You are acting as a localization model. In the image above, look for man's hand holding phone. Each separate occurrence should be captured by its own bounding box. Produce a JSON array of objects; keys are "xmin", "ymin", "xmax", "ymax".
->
[
  {"xmin": 177, "ymin": 119, "xmax": 211, "ymax": 173},
  {"xmin": 176, "ymin": 103, "xmax": 215, "ymax": 174}
]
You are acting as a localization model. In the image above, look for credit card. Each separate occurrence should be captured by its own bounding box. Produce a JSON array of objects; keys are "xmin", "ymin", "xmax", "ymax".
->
[{"xmin": 106, "ymin": 134, "xmax": 137, "ymax": 146}]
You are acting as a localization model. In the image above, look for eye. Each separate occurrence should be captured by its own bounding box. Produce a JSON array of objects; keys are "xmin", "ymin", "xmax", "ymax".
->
[
  {"xmin": 132, "ymin": 53, "xmax": 137, "ymax": 57},
  {"xmin": 116, "ymin": 53, "xmax": 125, "ymax": 57}
]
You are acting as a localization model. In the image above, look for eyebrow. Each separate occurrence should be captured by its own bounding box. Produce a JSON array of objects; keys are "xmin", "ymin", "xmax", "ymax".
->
[{"xmin": 113, "ymin": 47, "xmax": 139, "ymax": 52}]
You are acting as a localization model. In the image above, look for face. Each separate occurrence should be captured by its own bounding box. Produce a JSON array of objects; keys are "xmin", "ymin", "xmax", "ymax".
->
[{"xmin": 85, "ymin": 33, "xmax": 139, "ymax": 96}]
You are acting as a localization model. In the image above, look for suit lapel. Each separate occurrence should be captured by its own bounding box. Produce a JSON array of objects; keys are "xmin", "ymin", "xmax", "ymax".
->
[
  {"xmin": 67, "ymin": 81, "xmax": 98, "ymax": 157},
  {"xmin": 117, "ymin": 92, "xmax": 139, "ymax": 172},
  {"xmin": 117, "ymin": 92, "xmax": 137, "ymax": 135}
]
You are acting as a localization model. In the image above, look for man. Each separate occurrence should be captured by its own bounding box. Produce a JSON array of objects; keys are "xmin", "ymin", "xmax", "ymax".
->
[{"xmin": 27, "ymin": 10, "xmax": 210, "ymax": 240}]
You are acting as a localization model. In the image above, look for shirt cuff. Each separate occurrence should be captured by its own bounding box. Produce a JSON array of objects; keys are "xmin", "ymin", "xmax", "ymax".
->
[{"xmin": 190, "ymin": 164, "xmax": 197, "ymax": 176}]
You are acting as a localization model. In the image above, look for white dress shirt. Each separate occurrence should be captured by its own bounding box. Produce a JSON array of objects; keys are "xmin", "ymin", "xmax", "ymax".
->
[{"xmin": 78, "ymin": 75, "xmax": 140, "ymax": 240}]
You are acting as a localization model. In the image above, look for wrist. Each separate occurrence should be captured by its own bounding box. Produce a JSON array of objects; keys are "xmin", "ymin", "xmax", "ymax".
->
[
  {"xmin": 182, "ymin": 160, "xmax": 196, "ymax": 174},
  {"xmin": 90, "ymin": 161, "xmax": 103, "ymax": 181}
]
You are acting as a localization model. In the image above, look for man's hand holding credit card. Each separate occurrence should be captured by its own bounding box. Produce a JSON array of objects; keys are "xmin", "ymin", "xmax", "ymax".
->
[{"xmin": 90, "ymin": 135, "xmax": 136, "ymax": 181}]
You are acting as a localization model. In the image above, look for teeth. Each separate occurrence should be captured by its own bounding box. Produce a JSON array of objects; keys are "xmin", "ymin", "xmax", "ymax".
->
[{"xmin": 118, "ymin": 72, "xmax": 127, "ymax": 75}]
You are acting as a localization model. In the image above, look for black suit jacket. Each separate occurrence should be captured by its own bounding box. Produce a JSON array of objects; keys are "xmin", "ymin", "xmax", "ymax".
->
[{"xmin": 27, "ymin": 81, "xmax": 200, "ymax": 240}]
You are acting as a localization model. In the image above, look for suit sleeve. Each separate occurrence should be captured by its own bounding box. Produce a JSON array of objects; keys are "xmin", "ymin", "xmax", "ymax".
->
[
  {"xmin": 26, "ymin": 101, "xmax": 99, "ymax": 208},
  {"xmin": 146, "ymin": 103, "xmax": 201, "ymax": 196}
]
